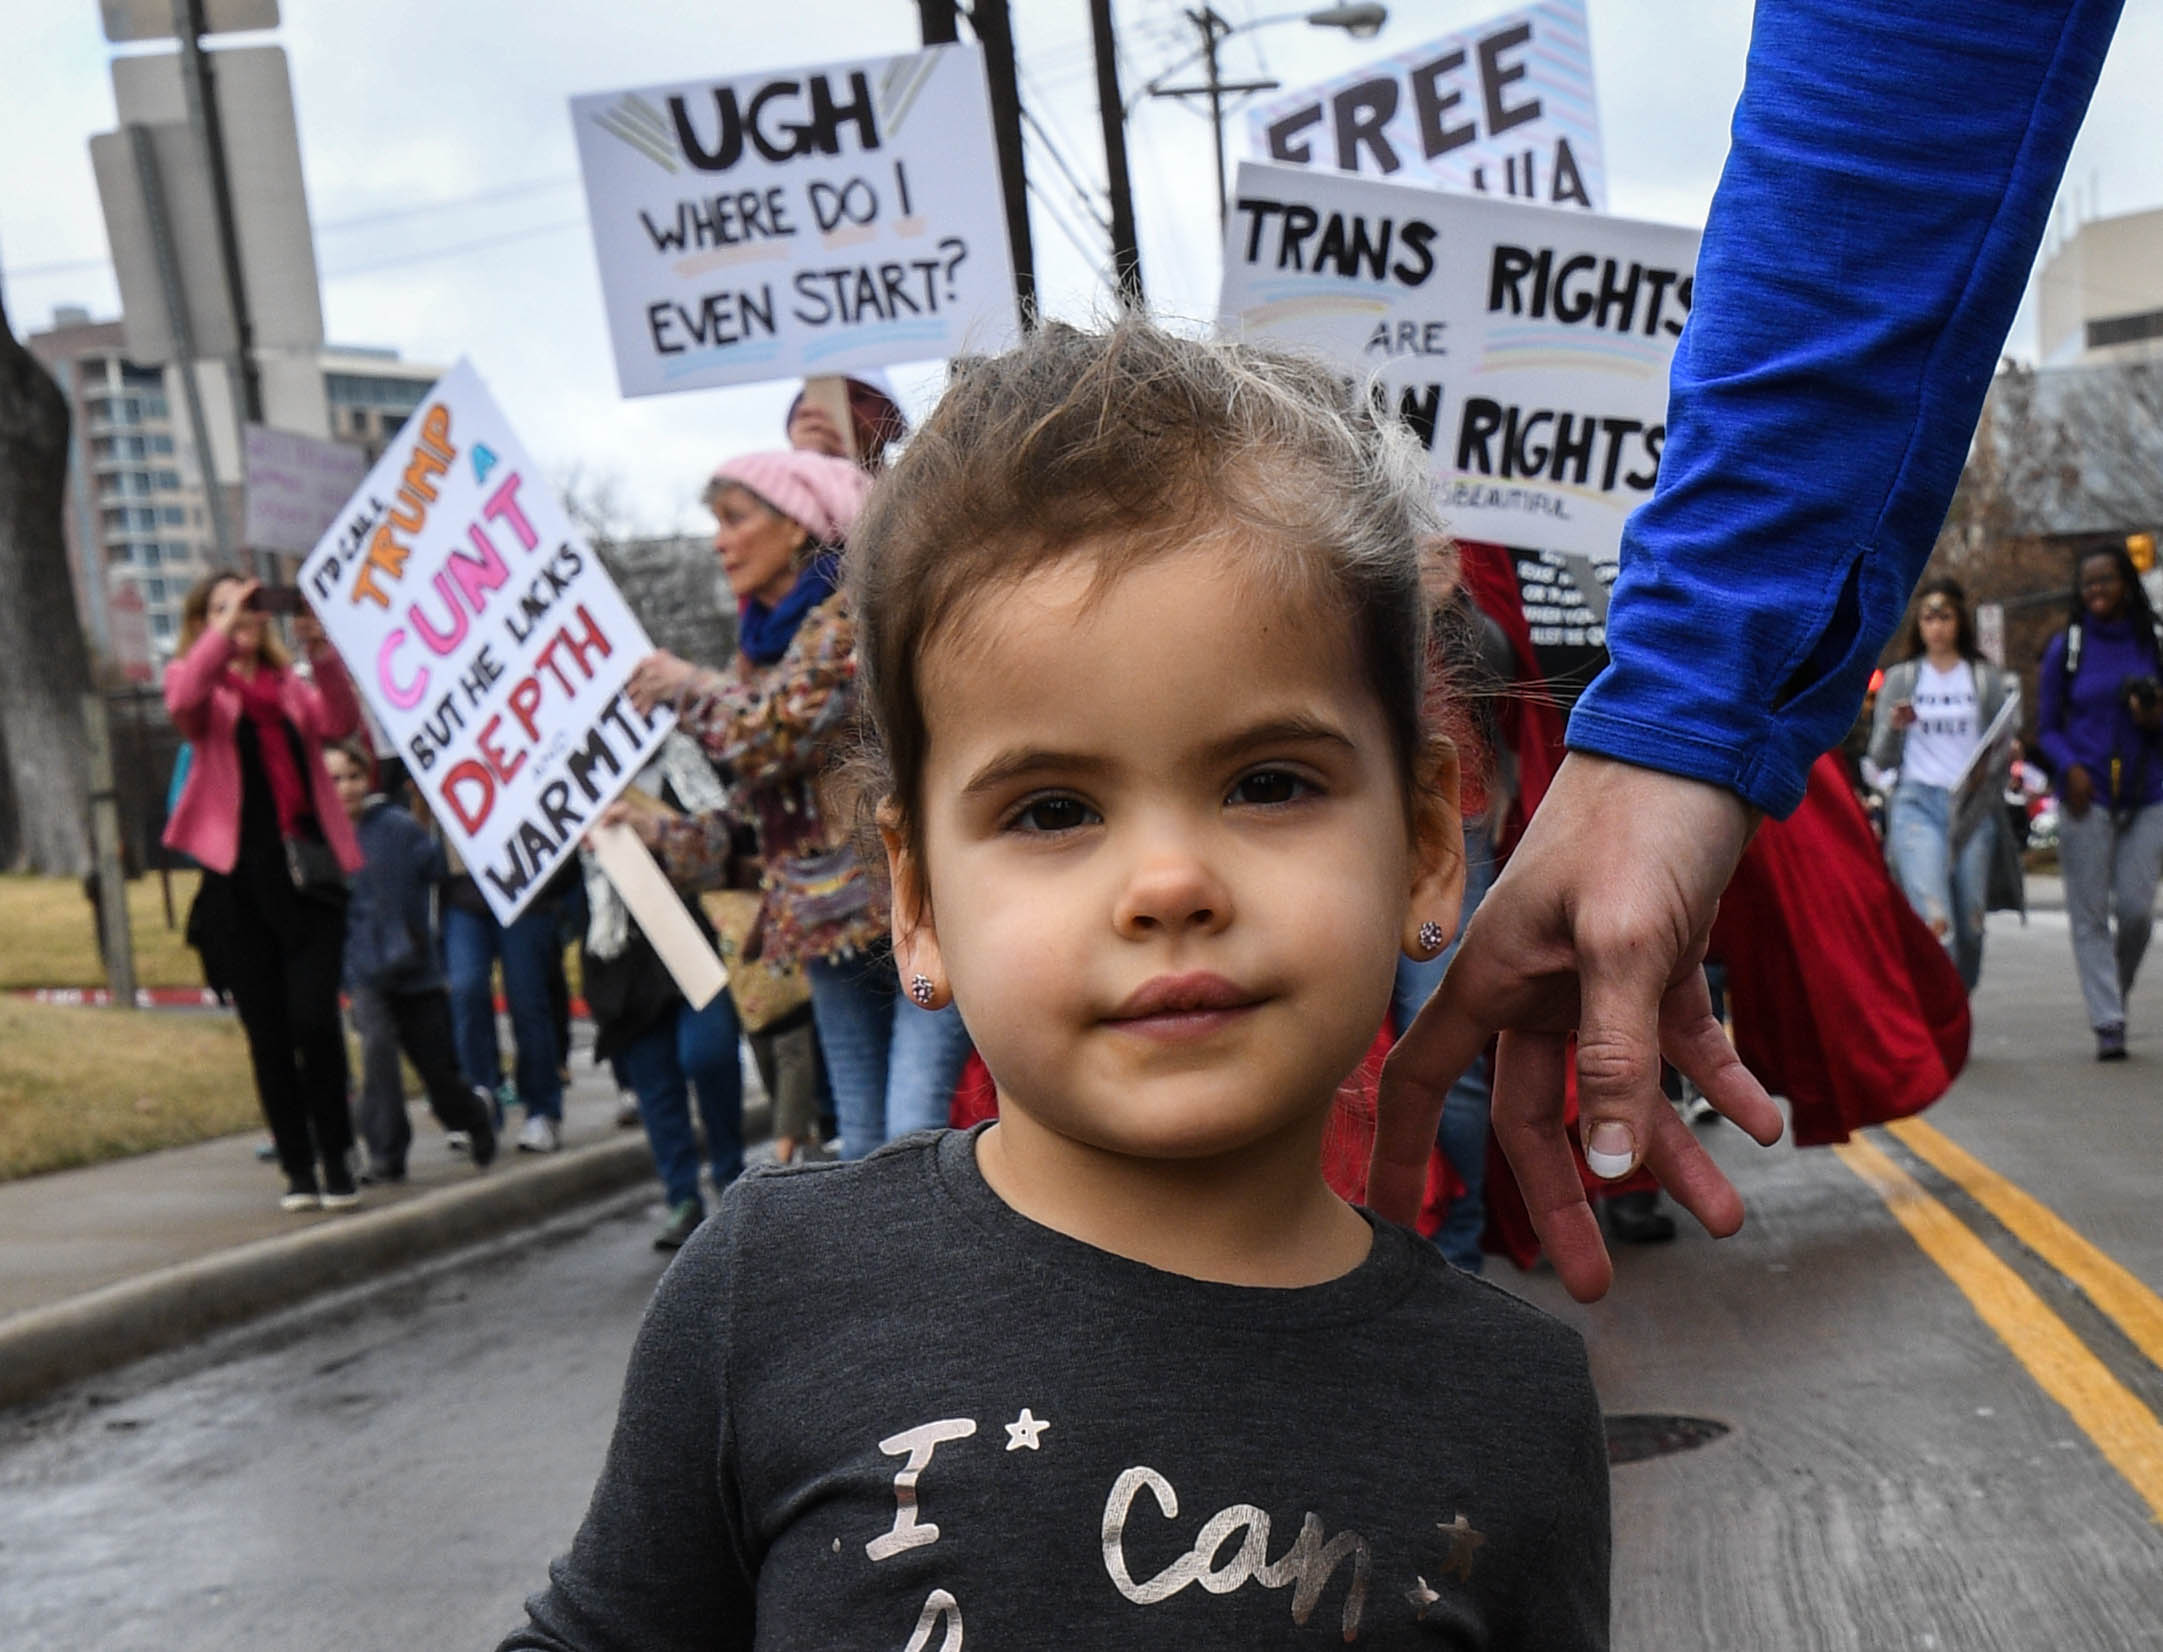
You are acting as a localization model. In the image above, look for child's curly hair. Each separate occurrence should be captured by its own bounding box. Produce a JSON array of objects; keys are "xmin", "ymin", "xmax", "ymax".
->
[{"xmin": 847, "ymin": 317, "xmax": 1464, "ymax": 877}]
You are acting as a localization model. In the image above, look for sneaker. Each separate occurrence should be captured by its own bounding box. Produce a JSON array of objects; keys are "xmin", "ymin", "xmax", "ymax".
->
[
  {"xmin": 467, "ymin": 1087, "xmax": 500, "ymax": 1169},
  {"xmin": 1602, "ymin": 1189, "xmax": 1678, "ymax": 1245},
  {"xmin": 255, "ymin": 1139, "xmax": 279, "ymax": 1163},
  {"xmin": 279, "ymin": 1184, "xmax": 320, "ymax": 1213},
  {"xmin": 358, "ymin": 1160, "xmax": 406, "ymax": 1186},
  {"xmin": 615, "ymin": 1097, "xmax": 642, "ymax": 1131},
  {"xmin": 653, "ymin": 1200, "xmax": 703, "ymax": 1251},
  {"xmin": 517, "ymin": 1113, "xmax": 562, "ymax": 1154},
  {"xmin": 321, "ymin": 1163, "xmax": 361, "ymax": 1211},
  {"xmin": 2097, "ymin": 1023, "xmax": 2129, "ymax": 1061},
  {"xmin": 445, "ymin": 1131, "xmax": 471, "ymax": 1155},
  {"xmin": 1679, "ymin": 1077, "xmax": 1718, "ymax": 1125}
]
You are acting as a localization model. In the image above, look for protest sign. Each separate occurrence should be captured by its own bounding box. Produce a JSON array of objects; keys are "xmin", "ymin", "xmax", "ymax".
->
[
  {"xmin": 244, "ymin": 424, "xmax": 368, "ymax": 555},
  {"xmin": 1218, "ymin": 160, "xmax": 1698, "ymax": 559},
  {"xmin": 570, "ymin": 44, "xmax": 1018, "ymax": 398},
  {"xmin": 1952, "ymin": 689, "xmax": 2022, "ymax": 853},
  {"xmin": 1247, "ymin": 0, "xmax": 1604, "ymax": 212},
  {"xmin": 298, "ymin": 361, "xmax": 675, "ymax": 930}
]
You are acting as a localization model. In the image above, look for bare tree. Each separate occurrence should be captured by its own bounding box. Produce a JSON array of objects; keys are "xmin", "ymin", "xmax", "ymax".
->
[
  {"xmin": 0, "ymin": 288, "xmax": 94, "ymax": 875},
  {"xmin": 557, "ymin": 462, "xmax": 642, "ymax": 557}
]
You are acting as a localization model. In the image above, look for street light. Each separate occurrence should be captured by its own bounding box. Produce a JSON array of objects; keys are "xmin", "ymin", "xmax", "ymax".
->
[{"xmin": 1148, "ymin": 5, "xmax": 1391, "ymax": 228}]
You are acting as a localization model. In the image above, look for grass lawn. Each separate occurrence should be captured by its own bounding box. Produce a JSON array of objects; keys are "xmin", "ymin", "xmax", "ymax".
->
[
  {"xmin": 0, "ymin": 870, "xmax": 209, "ymax": 991},
  {"xmin": 0, "ymin": 999, "xmax": 258, "ymax": 1181}
]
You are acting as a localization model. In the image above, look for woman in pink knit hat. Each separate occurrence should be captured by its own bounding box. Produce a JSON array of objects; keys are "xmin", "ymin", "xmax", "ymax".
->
[{"xmin": 621, "ymin": 449, "xmax": 966, "ymax": 1170}]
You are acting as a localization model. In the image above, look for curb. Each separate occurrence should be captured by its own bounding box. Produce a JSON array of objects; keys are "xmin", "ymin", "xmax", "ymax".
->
[{"xmin": 0, "ymin": 1133, "xmax": 654, "ymax": 1413}]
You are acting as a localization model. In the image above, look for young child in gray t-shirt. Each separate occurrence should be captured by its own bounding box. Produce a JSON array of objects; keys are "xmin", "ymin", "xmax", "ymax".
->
[{"xmin": 502, "ymin": 319, "xmax": 1610, "ymax": 1650}]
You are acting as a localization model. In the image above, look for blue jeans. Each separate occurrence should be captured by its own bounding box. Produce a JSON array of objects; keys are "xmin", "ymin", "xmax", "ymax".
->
[
  {"xmin": 1887, "ymin": 781, "xmax": 1992, "ymax": 991},
  {"xmin": 442, "ymin": 902, "xmax": 565, "ymax": 1120},
  {"xmin": 805, "ymin": 954, "xmax": 977, "ymax": 1160},
  {"xmin": 618, "ymin": 992, "xmax": 744, "ymax": 1213},
  {"xmin": 1390, "ymin": 822, "xmax": 1497, "ymax": 1274}
]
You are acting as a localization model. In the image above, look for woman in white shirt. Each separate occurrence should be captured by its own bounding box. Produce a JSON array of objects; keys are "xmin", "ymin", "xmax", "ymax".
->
[{"xmin": 1869, "ymin": 577, "xmax": 2021, "ymax": 990}]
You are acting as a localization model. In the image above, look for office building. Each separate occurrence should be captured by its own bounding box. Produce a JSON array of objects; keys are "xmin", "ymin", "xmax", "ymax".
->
[
  {"xmin": 28, "ymin": 307, "xmax": 443, "ymax": 667},
  {"xmin": 2036, "ymin": 205, "xmax": 2163, "ymax": 366}
]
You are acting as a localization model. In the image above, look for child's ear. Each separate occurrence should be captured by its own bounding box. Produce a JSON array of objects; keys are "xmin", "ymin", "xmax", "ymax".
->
[
  {"xmin": 1403, "ymin": 737, "xmax": 1467, "ymax": 958},
  {"xmin": 878, "ymin": 799, "xmax": 948, "ymax": 994}
]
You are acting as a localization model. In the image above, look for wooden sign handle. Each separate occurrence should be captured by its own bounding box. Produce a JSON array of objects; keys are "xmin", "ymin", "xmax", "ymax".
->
[
  {"xmin": 589, "ymin": 822, "xmax": 729, "ymax": 1011},
  {"xmin": 799, "ymin": 374, "xmax": 858, "ymax": 463}
]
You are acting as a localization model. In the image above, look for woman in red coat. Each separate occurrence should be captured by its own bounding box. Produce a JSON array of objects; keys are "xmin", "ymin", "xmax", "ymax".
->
[{"xmin": 166, "ymin": 572, "xmax": 366, "ymax": 1212}]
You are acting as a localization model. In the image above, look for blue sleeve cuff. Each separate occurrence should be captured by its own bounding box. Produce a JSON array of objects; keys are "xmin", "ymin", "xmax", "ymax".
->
[{"xmin": 1566, "ymin": 705, "xmax": 1806, "ymax": 818}]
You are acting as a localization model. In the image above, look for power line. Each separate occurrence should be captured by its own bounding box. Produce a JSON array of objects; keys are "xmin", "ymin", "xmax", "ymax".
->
[
  {"xmin": 1026, "ymin": 175, "xmax": 1114, "ymax": 295},
  {"xmin": 1020, "ymin": 105, "xmax": 1111, "ymax": 235},
  {"xmin": 3, "ymin": 175, "xmax": 580, "ymax": 284},
  {"xmin": 325, "ymin": 216, "xmax": 586, "ymax": 281},
  {"xmin": 316, "ymin": 175, "xmax": 578, "ymax": 233}
]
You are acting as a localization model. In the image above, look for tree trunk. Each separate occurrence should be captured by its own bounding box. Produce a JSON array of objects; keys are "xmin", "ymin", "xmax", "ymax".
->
[{"xmin": 0, "ymin": 289, "xmax": 95, "ymax": 875}]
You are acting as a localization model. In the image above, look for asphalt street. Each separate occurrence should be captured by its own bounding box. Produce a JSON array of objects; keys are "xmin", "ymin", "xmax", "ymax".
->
[{"xmin": 2, "ymin": 906, "xmax": 2160, "ymax": 1650}]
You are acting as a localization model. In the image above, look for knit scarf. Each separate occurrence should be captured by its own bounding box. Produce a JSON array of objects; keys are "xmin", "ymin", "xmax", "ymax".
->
[
  {"xmin": 234, "ymin": 665, "xmax": 312, "ymax": 836},
  {"xmin": 736, "ymin": 552, "xmax": 838, "ymax": 665}
]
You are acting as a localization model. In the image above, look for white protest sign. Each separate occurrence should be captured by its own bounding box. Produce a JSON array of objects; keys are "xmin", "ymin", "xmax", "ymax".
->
[
  {"xmin": 243, "ymin": 424, "xmax": 369, "ymax": 555},
  {"xmin": 1247, "ymin": 0, "xmax": 1604, "ymax": 212},
  {"xmin": 298, "ymin": 361, "xmax": 674, "ymax": 926},
  {"xmin": 570, "ymin": 44, "xmax": 1018, "ymax": 397},
  {"xmin": 1218, "ymin": 161, "xmax": 1698, "ymax": 559}
]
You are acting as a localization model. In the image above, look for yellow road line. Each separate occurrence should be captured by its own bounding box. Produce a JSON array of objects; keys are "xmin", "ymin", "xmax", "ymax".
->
[
  {"xmin": 1834, "ymin": 1132, "xmax": 2163, "ymax": 1522},
  {"xmin": 1889, "ymin": 1117, "xmax": 2163, "ymax": 1373}
]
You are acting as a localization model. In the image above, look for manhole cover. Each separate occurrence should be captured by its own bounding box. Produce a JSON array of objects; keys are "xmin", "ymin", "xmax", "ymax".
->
[{"xmin": 1603, "ymin": 1413, "xmax": 1731, "ymax": 1465}]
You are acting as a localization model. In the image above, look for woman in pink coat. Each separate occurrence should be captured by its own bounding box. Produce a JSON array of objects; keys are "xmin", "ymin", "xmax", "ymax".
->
[{"xmin": 165, "ymin": 571, "xmax": 366, "ymax": 1212}]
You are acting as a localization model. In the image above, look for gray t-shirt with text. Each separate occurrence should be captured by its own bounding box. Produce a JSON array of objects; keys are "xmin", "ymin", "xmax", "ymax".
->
[{"xmin": 500, "ymin": 1126, "xmax": 1610, "ymax": 1649}]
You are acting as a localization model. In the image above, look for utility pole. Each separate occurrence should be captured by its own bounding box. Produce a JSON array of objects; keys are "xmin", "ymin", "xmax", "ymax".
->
[
  {"xmin": 168, "ymin": 0, "xmax": 261, "ymax": 429},
  {"xmin": 915, "ymin": 0, "xmax": 959, "ymax": 43},
  {"xmin": 1090, "ymin": 0, "xmax": 1145, "ymax": 308},
  {"xmin": 124, "ymin": 123, "xmax": 237, "ymax": 565},
  {"xmin": 959, "ymin": 0, "xmax": 1037, "ymax": 325},
  {"xmin": 1149, "ymin": 7, "xmax": 1281, "ymax": 231},
  {"xmin": 167, "ymin": 0, "xmax": 268, "ymax": 577}
]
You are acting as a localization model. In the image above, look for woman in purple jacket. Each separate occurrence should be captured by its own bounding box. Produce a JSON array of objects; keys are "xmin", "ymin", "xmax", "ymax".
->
[{"xmin": 2036, "ymin": 546, "xmax": 2163, "ymax": 1060}]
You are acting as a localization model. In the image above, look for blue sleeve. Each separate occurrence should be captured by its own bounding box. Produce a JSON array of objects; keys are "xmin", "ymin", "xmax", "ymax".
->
[
  {"xmin": 1567, "ymin": 0, "xmax": 2122, "ymax": 816},
  {"xmin": 2034, "ymin": 632, "xmax": 2073, "ymax": 776}
]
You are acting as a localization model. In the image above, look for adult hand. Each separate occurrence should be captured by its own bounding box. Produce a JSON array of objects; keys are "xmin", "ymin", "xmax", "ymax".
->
[
  {"xmin": 592, "ymin": 799, "xmax": 661, "ymax": 848},
  {"xmin": 2062, "ymin": 764, "xmax": 2095, "ymax": 819},
  {"xmin": 214, "ymin": 579, "xmax": 262, "ymax": 638},
  {"xmin": 625, "ymin": 651, "xmax": 702, "ymax": 716},
  {"xmin": 1372, "ymin": 753, "xmax": 1787, "ymax": 1302},
  {"xmin": 1891, "ymin": 700, "xmax": 1917, "ymax": 730}
]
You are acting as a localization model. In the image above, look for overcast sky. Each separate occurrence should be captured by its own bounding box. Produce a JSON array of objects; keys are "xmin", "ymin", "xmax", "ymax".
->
[{"xmin": 4, "ymin": 0, "xmax": 2160, "ymax": 533}]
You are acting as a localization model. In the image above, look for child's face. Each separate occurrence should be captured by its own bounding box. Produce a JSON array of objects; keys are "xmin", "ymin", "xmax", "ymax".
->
[
  {"xmin": 896, "ymin": 542, "xmax": 1462, "ymax": 1165},
  {"xmin": 324, "ymin": 751, "xmax": 370, "ymax": 821}
]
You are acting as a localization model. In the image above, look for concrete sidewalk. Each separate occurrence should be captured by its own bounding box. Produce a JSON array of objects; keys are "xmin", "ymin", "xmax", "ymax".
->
[{"xmin": 0, "ymin": 1019, "xmax": 739, "ymax": 1411}]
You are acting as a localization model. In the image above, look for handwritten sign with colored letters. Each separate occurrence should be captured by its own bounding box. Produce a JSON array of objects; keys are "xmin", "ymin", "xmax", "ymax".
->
[
  {"xmin": 298, "ymin": 360, "xmax": 673, "ymax": 924},
  {"xmin": 1217, "ymin": 160, "xmax": 1698, "ymax": 561},
  {"xmin": 570, "ymin": 44, "xmax": 1019, "ymax": 398}
]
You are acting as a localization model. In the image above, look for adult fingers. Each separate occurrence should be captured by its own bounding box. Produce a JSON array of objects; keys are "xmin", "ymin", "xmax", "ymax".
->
[
  {"xmin": 1371, "ymin": 945, "xmax": 1512, "ymax": 1225},
  {"xmin": 1634, "ymin": 1102, "xmax": 1747, "ymax": 1239},
  {"xmin": 1659, "ymin": 993, "xmax": 1784, "ymax": 1148},
  {"xmin": 1490, "ymin": 1030, "xmax": 1612, "ymax": 1302},
  {"xmin": 1570, "ymin": 933, "xmax": 1677, "ymax": 1184}
]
